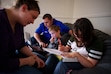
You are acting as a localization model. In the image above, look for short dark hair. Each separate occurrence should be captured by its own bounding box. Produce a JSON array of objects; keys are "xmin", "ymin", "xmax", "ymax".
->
[
  {"xmin": 42, "ymin": 13, "xmax": 52, "ymax": 20},
  {"xmin": 14, "ymin": 0, "xmax": 40, "ymax": 14},
  {"xmin": 73, "ymin": 18, "xmax": 95, "ymax": 46}
]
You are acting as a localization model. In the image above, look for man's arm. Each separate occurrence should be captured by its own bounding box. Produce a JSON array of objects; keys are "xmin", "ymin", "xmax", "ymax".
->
[
  {"xmin": 34, "ymin": 33, "xmax": 47, "ymax": 47},
  {"xmin": 34, "ymin": 33, "xmax": 42, "ymax": 44}
]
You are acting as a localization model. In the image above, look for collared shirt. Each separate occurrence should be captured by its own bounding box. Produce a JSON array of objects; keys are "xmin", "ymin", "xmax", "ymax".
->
[{"xmin": 35, "ymin": 19, "xmax": 70, "ymax": 43}]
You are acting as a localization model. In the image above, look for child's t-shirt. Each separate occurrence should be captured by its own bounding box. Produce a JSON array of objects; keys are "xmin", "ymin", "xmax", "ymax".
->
[
  {"xmin": 62, "ymin": 36, "xmax": 88, "ymax": 62},
  {"xmin": 71, "ymin": 41, "xmax": 88, "ymax": 57}
]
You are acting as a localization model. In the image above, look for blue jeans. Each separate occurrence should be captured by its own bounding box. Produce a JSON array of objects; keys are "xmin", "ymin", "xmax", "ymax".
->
[
  {"xmin": 13, "ymin": 66, "xmax": 43, "ymax": 74},
  {"xmin": 54, "ymin": 61, "xmax": 84, "ymax": 74},
  {"xmin": 0, "ymin": 66, "xmax": 42, "ymax": 74},
  {"xmin": 44, "ymin": 54, "xmax": 84, "ymax": 74},
  {"xmin": 41, "ymin": 54, "xmax": 59, "ymax": 74}
]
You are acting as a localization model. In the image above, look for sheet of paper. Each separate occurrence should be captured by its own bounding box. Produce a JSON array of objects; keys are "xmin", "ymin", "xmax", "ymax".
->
[
  {"xmin": 42, "ymin": 48, "xmax": 64, "ymax": 55},
  {"xmin": 43, "ymin": 48, "xmax": 78, "ymax": 62}
]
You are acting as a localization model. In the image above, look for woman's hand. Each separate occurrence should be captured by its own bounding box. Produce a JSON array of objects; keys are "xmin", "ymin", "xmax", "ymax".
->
[
  {"xmin": 27, "ymin": 56, "xmax": 36, "ymax": 66},
  {"xmin": 61, "ymin": 52, "xmax": 78, "ymax": 58},
  {"xmin": 19, "ymin": 56, "xmax": 36, "ymax": 67},
  {"xmin": 33, "ymin": 55, "xmax": 45, "ymax": 68}
]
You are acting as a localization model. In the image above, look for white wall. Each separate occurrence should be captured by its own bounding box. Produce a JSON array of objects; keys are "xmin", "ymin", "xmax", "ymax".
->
[
  {"xmin": 73, "ymin": 0, "xmax": 111, "ymax": 35},
  {"xmin": 24, "ymin": 0, "xmax": 74, "ymax": 37},
  {"xmin": 1, "ymin": 0, "xmax": 111, "ymax": 38},
  {"xmin": 0, "ymin": 0, "xmax": 74, "ymax": 39},
  {"xmin": 0, "ymin": 0, "xmax": 15, "ymax": 8}
]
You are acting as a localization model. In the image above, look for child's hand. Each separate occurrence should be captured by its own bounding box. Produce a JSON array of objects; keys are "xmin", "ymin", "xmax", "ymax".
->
[
  {"xmin": 58, "ymin": 45, "xmax": 65, "ymax": 51},
  {"xmin": 58, "ymin": 45, "xmax": 71, "ymax": 52},
  {"xmin": 50, "ymin": 37, "xmax": 54, "ymax": 43},
  {"xmin": 61, "ymin": 52, "xmax": 78, "ymax": 58},
  {"xmin": 58, "ymin": 38, "xmax": 62, "ymax": 46}
]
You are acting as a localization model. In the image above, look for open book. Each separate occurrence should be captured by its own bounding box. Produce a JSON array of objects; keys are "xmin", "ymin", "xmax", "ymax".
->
[{"xmin": 42, "ymin": 48, "xmax": 78, "ymax": 62}]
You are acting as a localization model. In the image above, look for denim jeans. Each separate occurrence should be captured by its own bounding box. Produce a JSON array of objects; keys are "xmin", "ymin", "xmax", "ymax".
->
[
  {"xmin": 43, "ymin": 54, "xmax": 84, "ymax": 74},
  {"xmin": 13, "ymin": 66, "xmax": 43, "ymax": 74},
  {"xmin": 41, "ymin": 54, "xmax": 59, "ymax": 74},
  {"xmin": 54, "ymin": 61, "xmax": 84, "ymax": 74},
  {"xmin": 0, "ymin": 66, "xmax": 42, "ymax": 74}
]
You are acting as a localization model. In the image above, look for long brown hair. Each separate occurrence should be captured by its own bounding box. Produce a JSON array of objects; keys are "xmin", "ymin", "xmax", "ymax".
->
[{"xmin": 73, "ymin": 18, "xmax": 96, "ymax": 47}]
